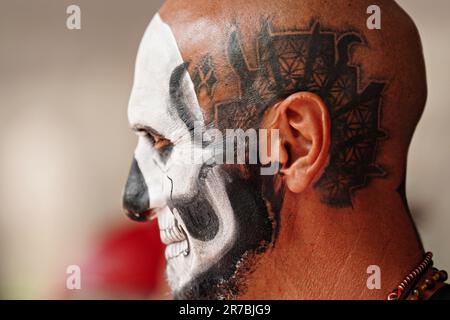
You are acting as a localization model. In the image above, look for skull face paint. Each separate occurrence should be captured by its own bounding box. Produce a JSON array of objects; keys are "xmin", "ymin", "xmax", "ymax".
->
[{"xmin": 123, "ymin": 14, "xmax": 281, "ymax": 299}]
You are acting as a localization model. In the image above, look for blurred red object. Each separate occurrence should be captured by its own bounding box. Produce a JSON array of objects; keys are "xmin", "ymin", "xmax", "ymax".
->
[{"xmin": 81, "ymin": 220, "xmax": 166, "ymax": 297}]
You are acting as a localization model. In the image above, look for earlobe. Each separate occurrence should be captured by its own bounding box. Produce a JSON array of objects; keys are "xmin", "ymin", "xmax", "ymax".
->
[{"xmin": 274, "ymin": 92, "xmax": 331, "ymax": 193}]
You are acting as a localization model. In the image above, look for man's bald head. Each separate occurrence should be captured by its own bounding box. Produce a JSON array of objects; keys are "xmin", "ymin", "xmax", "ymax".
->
[
  {"xmin": 124, "ymin": 0, "xmax": 427, "ymax": 299},
  {"xmin": 160, "ymin": 0, "xmax": 426, "ymax": 205}
]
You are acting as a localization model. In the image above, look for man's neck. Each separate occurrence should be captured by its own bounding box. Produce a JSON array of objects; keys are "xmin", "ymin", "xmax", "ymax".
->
[{"xmin": 239, "ymin": 189, "xmax": 425, "ymax": 299}]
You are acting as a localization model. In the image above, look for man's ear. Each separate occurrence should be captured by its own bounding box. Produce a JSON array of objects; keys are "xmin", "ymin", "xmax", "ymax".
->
[{"xmin": 264, "ymin": 92, "xmax": 330, "ymax": 193}]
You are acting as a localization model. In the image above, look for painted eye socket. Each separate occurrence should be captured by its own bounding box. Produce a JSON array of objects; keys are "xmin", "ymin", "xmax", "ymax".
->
[
  {"xmin": 153, "ymin": 136, "xmax": 173, "ymax": 160},
  {"xmin": 138, "ymin": 129, "xmax": 173, "ymax": 161}
]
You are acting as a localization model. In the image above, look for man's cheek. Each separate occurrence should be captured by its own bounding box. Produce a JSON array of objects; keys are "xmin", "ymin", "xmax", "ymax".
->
[
  {"xmin": 134, "ymin": 141, "xmax": 168, "ymax": 208},
  {"xmin": 170, "ymin": 191, "xmax": 219, "ymax": 242},
  {"xmin": 168, "ymin": 164, "xmax": 238, "ymax": 249}
]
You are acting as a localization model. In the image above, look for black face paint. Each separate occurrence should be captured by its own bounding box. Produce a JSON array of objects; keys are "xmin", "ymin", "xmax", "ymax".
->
[
  {"xmin": 170, "ymin": 193, "xmax": 219, "ymax": 242},
  {"xmin": 173, "ymin": 165, "xmax": 284, "ymax": 300},
  {"xmin": 123, "ymin": 158, "xmax": 150, "ymax": 222},
  {"xmin": 167, "ymin": 62, "xmax": 221, "ymax": 240},
  {"xmin": 169, "ymin": 62, "xmax": 197, "ymax": 137},
  {"xmin": 169, "ymin": 164, "xmax": 220, "ymax": 242}
]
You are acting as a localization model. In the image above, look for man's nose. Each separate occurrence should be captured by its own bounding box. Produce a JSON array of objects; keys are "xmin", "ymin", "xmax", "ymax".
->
[{"xmin": 123, "ymin": 158, "xmax": 152, "ymax": 222}]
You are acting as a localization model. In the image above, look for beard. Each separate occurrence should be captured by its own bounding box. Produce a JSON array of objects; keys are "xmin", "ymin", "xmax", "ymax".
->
[{"xmin": 170, "ymin": 164, "xmax": 284, "ymax": 300}]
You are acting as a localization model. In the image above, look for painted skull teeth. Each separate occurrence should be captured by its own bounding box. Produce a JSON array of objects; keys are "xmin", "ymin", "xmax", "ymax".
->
[
  {"xmin": 165, "ymin": 239, "xmax": 190, "ymax": 260},
  {"xmin": 158, "ymin": 207, "xmax": 190, "ymax": 260},
  {"xmin": 160, "ymin": 224, "xmax": 186, "ymax": 245}
]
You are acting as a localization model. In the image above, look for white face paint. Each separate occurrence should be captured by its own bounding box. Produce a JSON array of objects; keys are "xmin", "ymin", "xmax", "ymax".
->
[{"xmin": 128, "ymin": 14, "xmax": 237, "ymax": 293}]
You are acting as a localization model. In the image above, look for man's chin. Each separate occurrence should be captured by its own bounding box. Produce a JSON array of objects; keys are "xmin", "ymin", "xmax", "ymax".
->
[
  {"xmin": 164, "ymin": 250, "xmax": 228, "ymax": 300},
  {"xmin": 165, "ymin": 253, "xmax": 194, "ymax": 293}
]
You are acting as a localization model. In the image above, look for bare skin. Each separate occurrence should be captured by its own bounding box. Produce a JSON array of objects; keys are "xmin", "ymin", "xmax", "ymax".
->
[{"xmin": 130, "ymin": 0, "xmax": 436, "ymax": 299}]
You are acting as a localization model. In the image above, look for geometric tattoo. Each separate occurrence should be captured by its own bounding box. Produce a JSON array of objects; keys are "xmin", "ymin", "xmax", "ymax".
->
[
  {"xmin": 195, "ymin": 18, "xmax": 387, "ymax": 207},
  {"xmin": 192, "ymin": 54, "xmax": 218, "ymax": 98}
]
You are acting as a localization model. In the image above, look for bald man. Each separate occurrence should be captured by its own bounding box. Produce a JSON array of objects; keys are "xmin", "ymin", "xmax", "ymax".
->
[{"xmin": 122, "ymin": 0, "xmax": 449, "ymax": 300}]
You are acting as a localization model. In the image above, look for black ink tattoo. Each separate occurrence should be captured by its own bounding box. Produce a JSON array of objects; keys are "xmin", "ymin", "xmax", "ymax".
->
[
  {"xmin": 196, "ymin": 18, "xmax": 387, "ymax": 207},
  {"xmin": 192, "ymin": 54, "xmax": 218, "ymax": 98},
  {"xmin": 171, "ymin": 17, "xmax": 388, "ymax": 299}
]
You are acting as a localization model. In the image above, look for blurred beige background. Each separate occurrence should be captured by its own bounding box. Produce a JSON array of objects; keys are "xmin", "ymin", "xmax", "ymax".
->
[
  {"xmin": 0, "ymin": 0, "xmax": 448, "ymax": 298},
  {"xmin": 0, "ymin": 0, "xmax": 166, "ymax": 298},
  {"xmin": 396, "ymin": 0, "xmax": 450, "ymax": 274}
]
